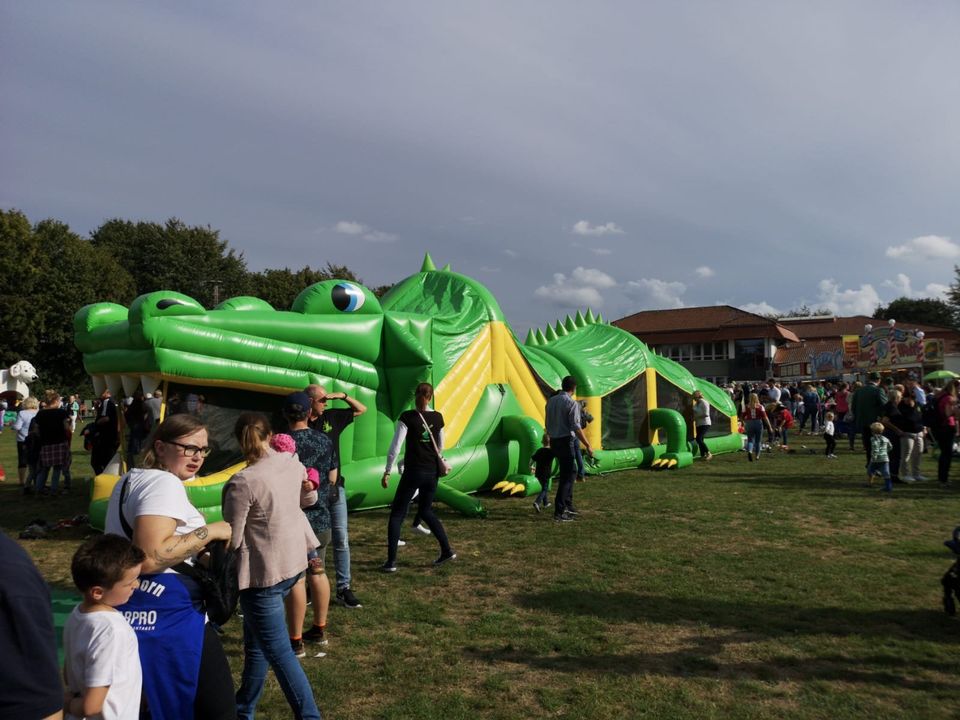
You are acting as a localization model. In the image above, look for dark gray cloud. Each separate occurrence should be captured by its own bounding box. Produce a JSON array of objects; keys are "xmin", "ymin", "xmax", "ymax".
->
[{"xmin": 3, "ymin": 1, "xmax": 959, "ymax": 333}]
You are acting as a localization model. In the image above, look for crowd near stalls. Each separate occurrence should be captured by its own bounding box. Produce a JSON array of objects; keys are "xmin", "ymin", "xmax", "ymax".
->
[{"xmin": 727, "ymin": 373, "xmax": 960, "ymax": 486}]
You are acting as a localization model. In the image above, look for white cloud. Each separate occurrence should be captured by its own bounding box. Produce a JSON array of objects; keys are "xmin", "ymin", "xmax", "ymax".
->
[
  {"xmin": 591, "ymin": 247, "xmax": 612, "ymax": 256},
  {"xmin": 334, "ymin": 220, "xmax": 365, "ymax": 235},
  {"xmin": 535, "ymin": 273, "xmax": 605, "ymax": 308},
  {"xmin": 503, "ymin": 249, "xmax": 518, "ymax": 257},
  {"xmin": 572, "ymin": 220, "xmax": 624, "ymax": 236},
  {"xmin": 815, "ymin": 278, "xmax": 881, "ymax": 315},
  {"xmin": 695, "ymin": 265, "xmax": 715, "ymax": 278},
  {"xmin": 624, "ymin": 278, "xmax": 687, "ymax": 309},
  {"xmin": 333, "ymin": 220, "xmax": 396, "ymax": 242},
  {"xmin": 885, "ymin": 235, "xmax": 960, "ymax": 261},
  {"xmin": 570, "ymin": 266, "xmax": 617, "ymax": 288},
  {"xmin": 882, "ymin": 272, "xmax": 951, "ymax": 301},
  {"xmin": 739, "ymin": 301, "xmax": 780, "ymax": 316}
]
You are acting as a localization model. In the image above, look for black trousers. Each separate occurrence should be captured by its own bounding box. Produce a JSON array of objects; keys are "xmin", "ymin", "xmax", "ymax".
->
[
  {"xmin": 934, "ymin": 427, "xmax": 956, "ymax": 483},
  {"xmin": 550, "ymin": 436, "xmax": 576, "ymax": 516},
  {"xmin": 386, "ymin": 466, "xmax": 451, "ymax": 563},
  {"xmin": 193, "ymin": 623, "xmax": 237, "ymax": 719}
]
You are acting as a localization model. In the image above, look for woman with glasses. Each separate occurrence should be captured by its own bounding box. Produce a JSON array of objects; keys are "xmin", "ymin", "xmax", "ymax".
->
[{"xmin": 105, "ymin": 414, "xmax": 237, "ymax": 720}]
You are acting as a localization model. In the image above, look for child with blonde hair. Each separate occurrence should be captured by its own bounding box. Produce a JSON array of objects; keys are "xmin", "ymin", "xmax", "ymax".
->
[
  {"xmin": 867, "ymin": 421, "xmax": 893, "ymax": 491},
  {"xmin": 823, "ymin": 411, "xmax": 837, "ymax": 458}
]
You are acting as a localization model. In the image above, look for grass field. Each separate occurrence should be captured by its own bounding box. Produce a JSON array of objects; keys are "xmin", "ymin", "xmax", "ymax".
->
[{"xmin": 2, "ymin": 431, "xmax": 959, "ymax": 720}]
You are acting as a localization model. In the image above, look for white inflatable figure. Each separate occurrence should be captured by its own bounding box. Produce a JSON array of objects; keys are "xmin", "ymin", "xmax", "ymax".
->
[{"xmin": 0, "ymin": 360, "xmax": 39, "ymax": 398}]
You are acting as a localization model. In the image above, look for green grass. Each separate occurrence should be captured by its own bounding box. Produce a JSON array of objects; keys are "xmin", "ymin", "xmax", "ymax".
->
[{"xmin": 2, "ymin": 432, "xmax": 959, "ymax": 719}]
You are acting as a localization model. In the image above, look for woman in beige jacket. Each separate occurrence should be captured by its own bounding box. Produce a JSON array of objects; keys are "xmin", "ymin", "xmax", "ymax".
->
[{"xmin": 222, "ymin": 412, "xmax": 322, "ymax": 720}]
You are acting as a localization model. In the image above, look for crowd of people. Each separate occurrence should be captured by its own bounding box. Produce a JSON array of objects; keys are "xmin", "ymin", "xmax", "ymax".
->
[
  {"xmin": 728, "ymin": 373, "xmax": 959, "ymax": 488},
  {"xmin": 2, "ymin": 369, "xmax": 957, "ymax": 718}
]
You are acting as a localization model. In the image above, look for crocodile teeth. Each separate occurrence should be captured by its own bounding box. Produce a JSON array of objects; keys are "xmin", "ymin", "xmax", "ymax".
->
[
  {"xmin": 121, "ymin": 374, "xmax": 140, "ymax": 396},
  {"xmin": 141, "ymin": 375, "xmax": 161, "ymax": 395},
  {"xmin": 105, "ymin": 374, "xmax": 123, "ymax": 397},
  {"xmin": 651, "ymin": 458, "xmax": 663, "ymax": 468},
  {"xmin": 492, "ymin": 480, "xmax": 509, "ymax": 491},
  {"xmin": 667, "ymin": 458, "xmax": 678, "ymax": 468},
  {"xmin": 509, "ymin": 484, "xmax": 525, "ymax": 495},
  {"xmin": 500, "ymin": 482, "xmax": 516, "ymax": 494},
  {"xmin": 90, "ymin": 375, "xmax": 106, "ymax": 395}
]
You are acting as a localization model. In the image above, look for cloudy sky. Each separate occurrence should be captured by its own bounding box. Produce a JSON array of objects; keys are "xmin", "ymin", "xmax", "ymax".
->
[{"xmin": 3, "ymin": 2, "xmax": 960, "ymax": 333}]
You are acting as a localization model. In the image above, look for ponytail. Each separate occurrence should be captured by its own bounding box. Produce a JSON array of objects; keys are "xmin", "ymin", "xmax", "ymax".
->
[{"xmin": 234, "ymin": 412, "xmax": 271, "ymax": 464}]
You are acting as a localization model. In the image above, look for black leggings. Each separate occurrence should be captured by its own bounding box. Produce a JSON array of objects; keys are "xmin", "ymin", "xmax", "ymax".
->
[
  {"xmin": 194, "ymin": 623, "xmax": 237, "ymax": 719},
  {"xmin": 387, "ymin": 466, "xmax": 451, "ymax": 563},
  {"xmin": 935, "ymin": 428, "xmax": 956, "ymax": 483}
]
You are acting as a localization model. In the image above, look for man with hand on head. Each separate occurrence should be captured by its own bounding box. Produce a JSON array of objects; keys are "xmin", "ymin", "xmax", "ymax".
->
[{"xmin": 306, "ymin": 383, "xmax": 367, "ymax": 609}]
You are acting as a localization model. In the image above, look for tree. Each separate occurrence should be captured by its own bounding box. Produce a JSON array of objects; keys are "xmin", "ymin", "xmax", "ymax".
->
[
  {"xmin": 0, "ymin": 210, "xmax": 137, "ymax": 394},
  {"xmin": 874, "ymin": 296, "xmax": 956, "ymax": 329},
  {"xmin": 248, "ymin": 262, "xmax": 366, "ymax": 310},
  {"xmin": 90, "ymin": 218, "xmax": 249, "ymax": 307}
]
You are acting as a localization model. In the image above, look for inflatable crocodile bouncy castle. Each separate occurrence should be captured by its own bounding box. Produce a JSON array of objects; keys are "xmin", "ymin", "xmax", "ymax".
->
[{"xmin": 75, "ymin": 254, "xmax": 740, "ymax": 528}]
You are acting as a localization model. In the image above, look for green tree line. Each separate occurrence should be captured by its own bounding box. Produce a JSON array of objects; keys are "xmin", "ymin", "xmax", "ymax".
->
[{"xmin": 0, "ymin": 209, "xmax": 390, "ymax": 397}]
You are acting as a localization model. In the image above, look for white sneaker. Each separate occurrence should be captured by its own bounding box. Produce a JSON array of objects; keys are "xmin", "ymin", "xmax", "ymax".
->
[
  {"xmin": 915, "ymin": 474, "xmax": 928, "ymax": 482},
  {"xmin": 396, "ymin": 539, "xmax": 407, "ymax": 547},
  {"xmin": 413, "ymin": 523, "xmax": 432, "ymax": 536},
  {"xmin": 901, "ymin": 475, "xmax": 916, "ymax": 483}
]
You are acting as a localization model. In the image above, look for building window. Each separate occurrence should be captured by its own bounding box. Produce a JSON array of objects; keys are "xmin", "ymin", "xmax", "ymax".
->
[{"xmin": 692, "ymin": 342, "xmax": 728, "ymax": 361}]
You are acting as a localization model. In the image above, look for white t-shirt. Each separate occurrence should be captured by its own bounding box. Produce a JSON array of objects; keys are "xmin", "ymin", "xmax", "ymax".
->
[
  {"xmin": 767, "ymin": 386, "xmax": 781, "ymax": 404},
  {"xmin": 106, "ymin": 468, "xmax": 206, "ymax": 569},
  {"xmin": 824, "ymin": 420, "xmax": 835, "ymax": 437},
  {"xmin": 63, "ymin": 607, "xmax": 142, "ymax": 720},
  {"xmin": 693, "ymin": 399, "xmax": 712, "ymax": 426}
]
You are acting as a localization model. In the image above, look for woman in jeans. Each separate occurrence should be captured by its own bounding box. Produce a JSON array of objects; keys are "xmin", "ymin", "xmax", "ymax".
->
[
  {"xmin": 381, "ymin": 382, "xmax": 456, "ymax": 572},
  {"xmin": 741, "ymin": 393, "xmax": 774, "ymax": 462},
  {"xmin": 223, "ymin": 412, "xmax": 322, "ymax": 720},
  {"xmin": 106, "ymin": 413, "xmax": 235, "ymax": 720}
]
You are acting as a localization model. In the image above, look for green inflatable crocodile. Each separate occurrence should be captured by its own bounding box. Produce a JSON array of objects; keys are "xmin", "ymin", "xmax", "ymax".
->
[{"xmin": 75, "ymin": 253, "xmax": 741, "ymax": 528}]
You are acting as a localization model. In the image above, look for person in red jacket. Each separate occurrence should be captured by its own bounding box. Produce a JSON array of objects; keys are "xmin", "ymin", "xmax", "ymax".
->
[{"xmin": 773, "ymin": 403, "xmax": 795, "ymax": 450}]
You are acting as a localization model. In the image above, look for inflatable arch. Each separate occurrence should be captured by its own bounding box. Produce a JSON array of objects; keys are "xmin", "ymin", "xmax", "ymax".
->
[{"xmin": 75, "ymin": 254, "xmax": 742, "ymax": 529}]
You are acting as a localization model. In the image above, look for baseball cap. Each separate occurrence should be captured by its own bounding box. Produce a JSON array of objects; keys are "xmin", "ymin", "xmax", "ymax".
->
[{"xmin": 283, "ymin": 391, "xmax": 311, "ymax": 414}]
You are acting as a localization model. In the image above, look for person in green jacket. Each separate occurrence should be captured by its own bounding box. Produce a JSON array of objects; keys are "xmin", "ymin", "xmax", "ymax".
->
[{"xmin": 851, "ymin": 371, "xmax": 887, "ymax": 466}]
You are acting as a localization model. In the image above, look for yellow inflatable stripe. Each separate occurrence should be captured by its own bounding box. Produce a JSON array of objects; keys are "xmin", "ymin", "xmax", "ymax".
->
[
  {"xmin": 581, "ymin": 396, "xmax": 601, "ymax": 449},
  {"xmin": 91, "ymin": 462, "xmax": 248, "ymax": 502},
  {"xmin": 645, "ymin": 367, "xmax": 659, "ymax": 445},
  {"xmin": 495, "ymin": 323, "xmax": 547, "ymax": 424},
  {"xmin": 435, "ymin": 325, "xmax": 492, "ymax": 445}
]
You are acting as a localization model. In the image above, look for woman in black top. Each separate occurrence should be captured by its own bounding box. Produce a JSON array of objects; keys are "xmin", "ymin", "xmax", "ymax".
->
[
  {"xmin": 380, "ymin": 382, "xmax": 456, "ymax": 572},
  {"xmin": 33, "ymin": 389, "xmax": 72, "ymax": 495}
]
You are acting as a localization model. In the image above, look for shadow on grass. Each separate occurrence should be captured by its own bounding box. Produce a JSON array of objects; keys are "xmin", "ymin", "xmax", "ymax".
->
[
  {"xmin": 460, "ymin": 591, "xmax": 960, "ymax": 689},
  {"xmin": 513, "ymin": 590, "xmax": 958, "ymax": 644}
]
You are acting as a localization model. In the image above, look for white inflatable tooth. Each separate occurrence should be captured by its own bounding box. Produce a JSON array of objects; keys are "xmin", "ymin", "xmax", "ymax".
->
[
  {"xmin": 141, "ymin": 375, "xmax": 160, "ymax": 395},
  {"xmin": 106, "ymin": 374, "xmax": 123, "ymax": 397},
  {"xmin": 121, "ymin": 374, "xmax": 140, "ymax": 396},
  {"xmin": 91, "ymin": 375, "xmax": 106, "ymax": 395}
]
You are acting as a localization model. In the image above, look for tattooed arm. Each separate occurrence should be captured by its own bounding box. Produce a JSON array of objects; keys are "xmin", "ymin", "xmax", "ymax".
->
[{"xmin": 133, "ymin": 515, "xmax": 232, "ymax": 574}]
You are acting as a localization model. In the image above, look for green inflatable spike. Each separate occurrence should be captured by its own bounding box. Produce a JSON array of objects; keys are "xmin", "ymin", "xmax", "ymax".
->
[
  {"xmin": 441, "ymin": 263, "xmax": 451, "ymax": 272},
  {"xmin": 554, "ymin": 320, "xmax": 568, "ymax": 336},
  {"xmin": 524, "ymin": 328, "xmax": 538, "ymax": 346},
  {"xmin": 564, "ymin": 315, "xmax": 577, "ymax": 333},
  {"xmin": 574, "ymin": 310, "xmax": 586, "ymax": 327},
  {"xmin": 596, "ymin": 312, "xmax": 604, "ymax": 324},
  {"xmin": 535, "ymin": 328, "xmax": 548, "ymax": 344},
  {"xmin": 585, "ymin": 308, "xmax": 596, "ymax": 324},
  {"xmin": 420, "ymin": 253, "xmax": 437, "ymax": 272},
  {"xmin": 544, "ymin": 324, "xmax": 558, "ymax": 342}
]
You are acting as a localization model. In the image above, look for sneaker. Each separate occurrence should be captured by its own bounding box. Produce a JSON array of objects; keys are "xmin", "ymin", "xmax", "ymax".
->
[
  {"xmin": 566, "ymin": 506, "xmax": 581, "ymax": 516},
  {"xmin": 381, "ymin": 561, "xmax": 398, "ymax": 573},
  {"xmin": 543, "ymin": 501, "xmax": 552, "ymax": 509},
  {"xmin": 433, "ymin": 551, "xmax": 457, "ymax": 566},
  {"xmin": 533, "ymin": 500, "xmax": 542, "ymax": 513},
  {"xmin": 291, "ymin": 639, "xmax": 306, "ymax": 658},
  {"xmin": 901, "ymin": 475, "xmax": 916, "ymax": 483},
  {"xmin": 747, "ymin": 452, "xmax": 753, "ymax": 462},
  {"xmin": 915, "ymin": 474, "xmax": 928, "ymax": 482},
  {"xmin": 396, "ymin": 539, "xmax": 407, "ymax": 547},
  {"xmin": 554, "ymin": 512, "xmax": 575, "ymax": 523},
  {"xmin": 303, "ymin": 625, "xmax": 329, "ymax": 645},
  {"xmin": 335, "ymin": 587, "xmax": 362, "ymax": 609},
  {"xmin": 413, "ymin": 523, "xmax": 432, "ymax": 536}
]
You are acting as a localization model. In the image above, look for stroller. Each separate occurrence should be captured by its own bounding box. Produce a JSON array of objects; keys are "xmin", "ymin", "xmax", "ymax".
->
[{"xmin": 942, "ymin": 526, "xmax": 960, "ymax": 616}]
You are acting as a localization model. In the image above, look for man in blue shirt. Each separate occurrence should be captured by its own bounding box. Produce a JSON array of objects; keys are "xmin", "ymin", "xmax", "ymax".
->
[{"xmin": 545, "ymin": 376, "xmax": 593, "ymax": 522}]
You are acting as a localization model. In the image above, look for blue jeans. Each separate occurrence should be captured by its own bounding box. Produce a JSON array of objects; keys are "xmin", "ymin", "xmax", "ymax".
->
[
  {"xmin": 328, "ymin": 488, "xmax": 351, "ymax": 590},
  {"xmin": 35, "ymin": 464, "xmax": 62, "ymax": 494},
  {"xmin": 745, "ymin": 419, "xmax": 764, "ymax": 457},
  {"xmin": 236, "ymin": 575, "xmax": 321, "ymax": 720}
]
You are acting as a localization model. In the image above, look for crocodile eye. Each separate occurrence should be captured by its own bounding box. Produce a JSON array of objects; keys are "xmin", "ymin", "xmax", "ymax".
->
[
  {"xmin": 156, "ymin": 298, "xmax": 189, "ymax": 310},
  {"xmin": 331, "ymin": 282, "xmax": 365, "ymax": 312}
]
